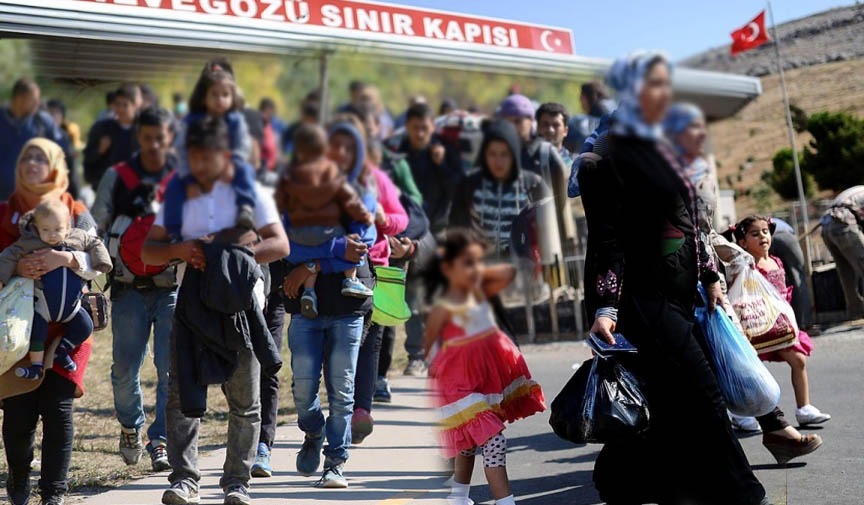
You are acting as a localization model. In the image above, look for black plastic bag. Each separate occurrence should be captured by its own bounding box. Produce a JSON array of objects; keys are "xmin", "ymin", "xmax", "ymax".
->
[
  {"xmin": 582, "ymin": 356, "xmax": 650, "ymax": 443},
  {"xmin": 549, "ymin": 358, "xmax": 593, "ymax": 443}
]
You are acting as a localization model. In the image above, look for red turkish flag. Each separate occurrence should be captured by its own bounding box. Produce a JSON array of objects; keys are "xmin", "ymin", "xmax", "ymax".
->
[{"xmin": 730, "ymin": 11, "xmax": 769, "ymax": 56}]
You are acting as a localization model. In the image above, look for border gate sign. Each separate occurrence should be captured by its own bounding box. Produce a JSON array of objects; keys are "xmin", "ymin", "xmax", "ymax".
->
[{"xmin": 78, "ymin": 0, "xmax": 575, "ymax": 55}]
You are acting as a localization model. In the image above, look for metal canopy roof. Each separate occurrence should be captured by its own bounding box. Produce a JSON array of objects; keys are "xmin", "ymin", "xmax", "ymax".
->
[{"xmin": 0, "ymin": 0, "xmax": 762, "ymax": 119}]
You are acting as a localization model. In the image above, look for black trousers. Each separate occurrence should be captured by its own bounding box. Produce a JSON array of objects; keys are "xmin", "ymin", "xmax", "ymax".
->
[
  {"xmin": 259, "ymin": 262, "xmax": 287, "ymax": 448},
  {"xmin": 377, "ymin": 326, "xmax": 397, "ymax": 378},
  {"xmin": 2, "ymin": 371, "xmax": 77, "ymax": 500},
  {"xmin": 354, "ymin": 318, "xmax": 384, "ymax": 413},
  {"xmin": 595, "ymin": 296, "xmax": 766, "ymax": 505}
]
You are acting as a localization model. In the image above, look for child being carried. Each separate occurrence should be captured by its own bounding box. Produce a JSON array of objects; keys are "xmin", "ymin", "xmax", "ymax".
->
[
  {"xmin": 0, "ymin": 200, "xmax": 112, "ymax": 379},
  {"xmin": 276, "ymin": 124, "xmax": 375, "ymax": 318}
]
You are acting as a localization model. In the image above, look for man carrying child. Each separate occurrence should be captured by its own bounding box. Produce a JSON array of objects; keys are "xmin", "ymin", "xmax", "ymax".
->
[{"xmin": 142, "ymin": 116, "xmax": 289, "ymax": 505}]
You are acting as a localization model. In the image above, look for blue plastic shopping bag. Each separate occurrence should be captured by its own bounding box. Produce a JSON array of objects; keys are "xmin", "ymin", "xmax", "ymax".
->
[{"xmin": 696, "ymin": 285, "xmax": 781, "ymax": 417}]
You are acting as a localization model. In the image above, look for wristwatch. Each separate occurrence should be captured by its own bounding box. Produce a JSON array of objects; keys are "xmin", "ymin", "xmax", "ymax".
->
[{"xmin": 305, "ymin": 261, "xmax": 317, "ymax": 274}]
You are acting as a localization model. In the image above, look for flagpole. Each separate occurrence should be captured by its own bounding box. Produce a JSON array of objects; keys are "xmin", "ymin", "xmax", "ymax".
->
[
  {"xmin": 767, "ymin": 1, "xmax": 815, "ymax": 313},
  {"xmin": 768, "ymin": 1, "xmax": 813, "ymax": 260}
]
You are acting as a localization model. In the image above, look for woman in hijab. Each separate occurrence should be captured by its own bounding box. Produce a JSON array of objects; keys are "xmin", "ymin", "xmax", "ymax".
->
[
  {"xmin": 0, "ymin": 138, "xmax": 101, "ymax": 505},
  {"xmin": 583, "ymin": 53, "xmax": 769, "ymax": 505},
  {"xmin": 664, "ymin": 103, "xmax": 824, "ymax": 460}
]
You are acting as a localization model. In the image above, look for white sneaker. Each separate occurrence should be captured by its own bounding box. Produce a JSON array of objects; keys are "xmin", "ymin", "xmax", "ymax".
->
[
  {"xmin": 796, "ymin": 405, "xmax": 832, "ymax": 425},
  {"xmin": 728, "ymin": 412, "xmax": 762, "ymax": 432},
  {"xmin": 446, "ymin": 497, "xmax": 474, "ymax": 505}
]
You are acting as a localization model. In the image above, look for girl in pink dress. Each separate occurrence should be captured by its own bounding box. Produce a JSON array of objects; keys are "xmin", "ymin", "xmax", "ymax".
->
[
  {"xmin": 734, "ymin": 215, "xmax": 831, "ymax": 426},
  {"xmin": 423, "ymin": 229, "xmax": 545, "ymax": 505}
]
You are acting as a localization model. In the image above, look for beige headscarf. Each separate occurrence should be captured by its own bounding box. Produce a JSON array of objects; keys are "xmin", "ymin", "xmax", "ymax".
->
[{"xmin": 14, "ymin": 138, "xmax": 70, "ymax": 210}]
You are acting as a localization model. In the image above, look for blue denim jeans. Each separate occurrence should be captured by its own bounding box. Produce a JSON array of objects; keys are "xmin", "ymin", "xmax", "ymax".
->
[
  {"xmin": 110, "ymin": 285, "xmax": 176, "ymax": 445},
  {"xmin": 288, "ymin": 315, "xmax": 363, "ymax": 465}
]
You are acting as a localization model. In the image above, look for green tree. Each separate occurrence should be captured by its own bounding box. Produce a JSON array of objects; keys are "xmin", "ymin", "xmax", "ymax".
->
[
  {"xmin": 801, "ymin": 111, "xmax": 864, "ymax": 192},
  {"xmin": 762, "ymin": 148, "xmax": 814, "ymax": 200}
]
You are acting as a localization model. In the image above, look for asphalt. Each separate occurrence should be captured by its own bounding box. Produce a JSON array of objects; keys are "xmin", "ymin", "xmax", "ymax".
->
[
  {"xmin": 75, "ymin": 324, "xmax": 864, "ymax": 505},
  {"xmin": 466, "ymin": 326, "xmax": 864, "ymax": 505}
]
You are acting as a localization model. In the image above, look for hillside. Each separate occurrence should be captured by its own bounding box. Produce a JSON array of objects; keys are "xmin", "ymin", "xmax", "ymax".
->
[
  {"xmin": 707, "ymin": 58, "xmax": 864, "ymax": 215},
  {"xmin": 682, "ymin": 3, "xmax": 864, "ymax": 76},
  {"xmin": 680, "ymin": 3, "xmax": 864, "ymax": 216}
]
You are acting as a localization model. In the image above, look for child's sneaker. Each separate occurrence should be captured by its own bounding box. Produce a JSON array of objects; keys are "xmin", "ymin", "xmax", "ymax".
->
[
  {"xmin": 301, "ymin": 288, "xmax": 319, "ymax": 319},
  {"xmin": 236, "ymin": 204, "xmax": 255, "ymax": 231},
  {"xmin": 796, "ymin": 404, "xmax": 831, "ymax": 425},
  {"xmin": 15, "ymin": 364, "xmax": 43, "ymax": 380},
  {"xmin": 341, "ymin": 278, "xmax": 373, "ymax": 299}
]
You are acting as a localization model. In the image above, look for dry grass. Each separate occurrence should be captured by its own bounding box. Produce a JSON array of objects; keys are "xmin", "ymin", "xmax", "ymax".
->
[{"xmin": 0, "ymin": 317, "xmax": 408, "ymax": 500}]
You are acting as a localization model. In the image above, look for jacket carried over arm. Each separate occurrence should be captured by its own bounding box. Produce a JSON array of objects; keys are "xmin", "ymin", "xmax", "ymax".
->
[{"xmin": 173, "ymin": 242, "xmax": 281, "ymax": 418}]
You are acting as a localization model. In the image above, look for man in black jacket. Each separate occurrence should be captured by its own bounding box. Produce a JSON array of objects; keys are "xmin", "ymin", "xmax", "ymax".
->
[{"xmin": 400, "ymin": 102, "xmax": 462, "ymax": 236}]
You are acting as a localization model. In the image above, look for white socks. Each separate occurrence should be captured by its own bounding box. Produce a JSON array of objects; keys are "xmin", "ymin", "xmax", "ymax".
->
[
  {"xmin": 447, "ymin": 480, "xmax": 472, "ymax": 505},
  {"xmin": 496, "ymin": 495, "xmax": 516, "ymax": 505}
]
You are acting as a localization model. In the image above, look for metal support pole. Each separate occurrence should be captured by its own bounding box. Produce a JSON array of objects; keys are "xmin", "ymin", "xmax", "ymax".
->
[
  {"xmin": 768, "ymin": 1, "xmax": 815, "ymax": 302},
  {"xmin": 318, "ymin": 51, "xmax": 330, "ymax": 124}
]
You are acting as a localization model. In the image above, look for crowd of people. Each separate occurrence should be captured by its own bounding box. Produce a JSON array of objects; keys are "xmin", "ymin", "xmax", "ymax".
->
[{"xmin": 0, "ymin": 50, "xmax": 850, "ymax": 505}]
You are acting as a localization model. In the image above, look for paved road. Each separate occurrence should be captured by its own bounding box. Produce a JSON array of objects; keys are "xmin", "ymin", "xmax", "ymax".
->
[
  {"xmin": 466, "ymin": 327, "xmax": 864, "ymax": 505},
  {"xmin": 75, "ymin": 325, "xmax": 863, "ymax": 505}
]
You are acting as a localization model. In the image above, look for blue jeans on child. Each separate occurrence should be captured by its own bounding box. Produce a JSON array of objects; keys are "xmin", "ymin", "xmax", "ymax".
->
[
  {"xmin": 110, "ymin": 285, "xmax": 176, "ymax": 445},
  {"xmin": 288, "ymin": 315, "xmax": 363, "ymax": 464}
]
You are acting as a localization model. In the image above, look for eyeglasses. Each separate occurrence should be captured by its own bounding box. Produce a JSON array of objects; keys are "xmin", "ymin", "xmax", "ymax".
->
[{"xmin": 21, "ymin": 154, "xmax": 50, "ymax": 165}]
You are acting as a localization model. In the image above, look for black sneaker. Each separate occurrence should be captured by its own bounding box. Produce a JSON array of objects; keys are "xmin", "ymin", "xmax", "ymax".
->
[
  {"xmin": 162, "ymin": 480, "xmax": 200, "ymax": 505},
  {"xmin": 373, "ymin": 376, "xmax": 392, "ymax": 403},
  {"xmin": 149, "ymin": 441, "xmax": 171, "ymax": 472},
  {"xmin": 41, "ymin": 495, "xmax": 65, "ymax": 505},
  {"xmin": 6, "ymin": 470, "xmax": 31, "ymax": 505},
  {"xmin": 223, "ymin": 485, "xmax": 251, "ymax": 505},
  {"xmin": 296, "ymin": 431, "xmax": 324, "ymax": 477}
]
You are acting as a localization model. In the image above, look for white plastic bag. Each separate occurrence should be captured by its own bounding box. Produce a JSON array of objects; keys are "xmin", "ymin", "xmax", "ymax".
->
[
  {"xmin": 0, "ymin": 277, "xmax": 35, "ymax": 375},
  {"xmin": 726, "ymin": 252, "xmax": 798, "ymax": 354}
]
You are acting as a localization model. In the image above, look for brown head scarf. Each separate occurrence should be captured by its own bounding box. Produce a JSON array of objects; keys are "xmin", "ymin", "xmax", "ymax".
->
[
  {"xmin": 14, "ymin": 138, "xmax": 70, "ymax": 209},
  {"xmin": 1, "ymin": 139, "xmax": 74, "ymax": 247}
]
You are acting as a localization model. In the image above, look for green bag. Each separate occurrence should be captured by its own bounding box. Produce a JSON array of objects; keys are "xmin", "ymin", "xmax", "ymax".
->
[{"xmin": 372, "ymin": 266, "xmax": 411, "ymax": 326}]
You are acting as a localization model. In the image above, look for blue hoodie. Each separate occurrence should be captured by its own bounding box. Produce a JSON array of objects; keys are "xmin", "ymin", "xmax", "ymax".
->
[{"xmin": 284, "ymin": 122, "xmax": 377, "ymax": 274}]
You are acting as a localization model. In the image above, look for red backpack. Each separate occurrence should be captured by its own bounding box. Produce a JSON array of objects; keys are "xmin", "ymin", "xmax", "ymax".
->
[{"xmin": 106, "ymin": 163, "xmax": 173, "ymax": 281}]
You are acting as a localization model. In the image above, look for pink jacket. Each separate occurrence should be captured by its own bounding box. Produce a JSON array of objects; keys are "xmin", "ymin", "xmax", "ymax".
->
[{"xmin": 369, "ymin": 167, "xmax": 408, "ymax": 266}]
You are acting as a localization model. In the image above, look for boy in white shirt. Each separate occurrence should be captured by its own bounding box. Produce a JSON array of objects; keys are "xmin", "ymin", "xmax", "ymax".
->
[{"xmin": 142, "ymin": 116, "xmax": 289, "ymax": 505}]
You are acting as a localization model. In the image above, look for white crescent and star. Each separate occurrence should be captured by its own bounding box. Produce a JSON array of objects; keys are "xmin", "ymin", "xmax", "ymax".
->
[
  {"xmin": 540, "ymin": 30, "xmax": 563, "ymax": 52},
  {"xmin": 745, "ymin": 21, "xmax": 760, "ymax": 42}
]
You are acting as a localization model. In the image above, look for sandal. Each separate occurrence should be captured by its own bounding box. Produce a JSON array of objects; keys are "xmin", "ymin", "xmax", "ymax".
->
[{"xmin": 762, "ymin": 432, "xmax": 823, "ymax": 464}]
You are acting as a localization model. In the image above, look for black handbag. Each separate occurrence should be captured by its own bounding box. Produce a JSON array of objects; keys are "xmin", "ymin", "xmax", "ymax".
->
[{"xmin": 82, "ymin": 291, "xmax": 110, "ymax": 332}]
